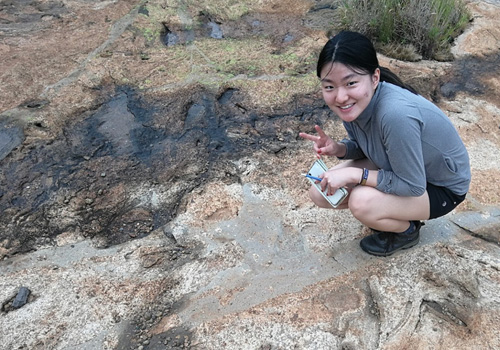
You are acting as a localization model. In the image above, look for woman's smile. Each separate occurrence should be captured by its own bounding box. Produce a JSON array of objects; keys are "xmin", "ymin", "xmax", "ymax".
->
[{"xmin": 339, "ymin": 103, "xmax": 354, "ymax": 110}]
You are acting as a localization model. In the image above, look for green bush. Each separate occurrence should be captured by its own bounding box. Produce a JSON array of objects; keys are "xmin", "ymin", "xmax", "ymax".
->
[{"xmin": 338, "ymin": 0, "xmax": 471, "ymax": 61}]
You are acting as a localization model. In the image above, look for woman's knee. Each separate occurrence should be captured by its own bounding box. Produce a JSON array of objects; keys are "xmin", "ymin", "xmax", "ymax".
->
[{"xmin": 348, "ymin": 186, "xmax": 374, "ymax": 220}]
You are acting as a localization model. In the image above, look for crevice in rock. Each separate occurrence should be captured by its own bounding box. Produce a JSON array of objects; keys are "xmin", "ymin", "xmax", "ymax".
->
[
  {"xmin": 387, "ymin": 300, "xmax": 414, "ymax": 339},
  {"xmin": 365, "ymin": 278, "xmax": 382, "ymax": 348},
  {"xmin": 453, "ymin": 221, "xmax": 500, "ymax": 246},
  {"xmin": 420, "ymin": 299, "xmax": 469, "ymax": 328}
]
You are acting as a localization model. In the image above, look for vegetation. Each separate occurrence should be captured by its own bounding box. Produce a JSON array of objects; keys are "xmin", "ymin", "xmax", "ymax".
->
[
  {"xmin": 185, "ymin": 0, "xmax": 250, "ymax": 21},
  {"xmin": 338, "ymin": 0, "xmax": 471, "ymax": 61}
]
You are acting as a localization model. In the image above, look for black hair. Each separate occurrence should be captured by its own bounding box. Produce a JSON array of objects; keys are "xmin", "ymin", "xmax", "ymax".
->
[{"xmin": 317, "ymin": 31, "xmax": 418, "ymax": 94}]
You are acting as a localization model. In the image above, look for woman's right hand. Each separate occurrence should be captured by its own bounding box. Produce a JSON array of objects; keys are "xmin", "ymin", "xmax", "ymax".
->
[{"xmin": 299, "ymin": 125, "xmax": 337, "ymax": 157}]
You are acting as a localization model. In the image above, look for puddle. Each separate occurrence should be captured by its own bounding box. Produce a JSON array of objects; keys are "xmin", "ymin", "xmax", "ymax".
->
[
  {"xmin": 161, "ymin": 22, "xmax": 193, "ymax": 46},
  {"xmin": 207, "ymin": 20, "xmax": 223, "ymax": 39},
  {"xmin": 160, "ymin": 14, "xmax": 223, "ymax": 46}
]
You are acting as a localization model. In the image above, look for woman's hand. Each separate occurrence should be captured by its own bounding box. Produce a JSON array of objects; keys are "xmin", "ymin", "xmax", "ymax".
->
[
  {"xmin": 299, "ymin": 125, "xmax": 338, "ymax": 158},
  {"xmin": 319, "ymin": 167, "xmax": 361, "ymax": 196}
]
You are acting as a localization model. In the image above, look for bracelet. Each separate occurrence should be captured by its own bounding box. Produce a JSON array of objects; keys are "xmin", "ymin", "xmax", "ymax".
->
[{"xmin": 359, "ymin": 168, "xmax": 369, "ymax": 186}]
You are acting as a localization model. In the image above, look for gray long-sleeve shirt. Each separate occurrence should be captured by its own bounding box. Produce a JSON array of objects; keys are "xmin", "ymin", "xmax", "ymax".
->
[{"xmin": 339, "ymin": 82, "xmax": 470, "ymax": 196}]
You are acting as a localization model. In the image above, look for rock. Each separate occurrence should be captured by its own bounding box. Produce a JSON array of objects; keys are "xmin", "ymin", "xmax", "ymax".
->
[
  {"xmin": 0, "ymin": 0, "xmax": 500, "ymax": 349},
  {"xmin": 12, "ymin": 287, "xmax": 31, "ymax": 309},
  {"xmin": 0, "ymin": 120, "xmax": 23, "ymax": 161}
]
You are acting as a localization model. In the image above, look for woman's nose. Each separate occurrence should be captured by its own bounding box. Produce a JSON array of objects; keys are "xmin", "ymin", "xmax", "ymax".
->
[{"xmin": 335, "ymin": 87, "xmax": 348, "ymax": 103}]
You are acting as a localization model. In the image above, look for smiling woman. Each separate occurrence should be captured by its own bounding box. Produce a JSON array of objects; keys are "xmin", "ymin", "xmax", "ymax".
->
[{"xmin": 299, "ymin": 31, "xmax": 471, "ymax": 257}]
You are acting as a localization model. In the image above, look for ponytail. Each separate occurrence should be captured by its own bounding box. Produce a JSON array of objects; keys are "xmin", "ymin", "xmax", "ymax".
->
[{"xmin": 379, "ymin": 67, "xmax": 418, "ymax": 95}]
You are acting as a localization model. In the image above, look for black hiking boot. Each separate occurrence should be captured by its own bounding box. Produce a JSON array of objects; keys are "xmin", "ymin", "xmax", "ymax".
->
[{"xmin": 360, "ymin": 221, "xmax": 424, "ymax": 257}]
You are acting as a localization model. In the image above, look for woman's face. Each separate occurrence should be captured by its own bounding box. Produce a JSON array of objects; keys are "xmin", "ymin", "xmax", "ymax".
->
[{"xmin": 320, "ymin": 62, "xmax": 380, "ymax": 122}]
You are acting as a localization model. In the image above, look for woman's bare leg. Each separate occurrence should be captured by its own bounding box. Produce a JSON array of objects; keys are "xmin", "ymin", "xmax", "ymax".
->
[
  {"xmin": 348, "ymin": 186, "xmax": 430, "ymax": 232},
  {"xmin": 307, "ymin": 158, "xmax": 430, "ymax": 232}
]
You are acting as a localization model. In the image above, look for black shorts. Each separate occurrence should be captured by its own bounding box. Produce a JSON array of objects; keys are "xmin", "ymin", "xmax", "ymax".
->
[{"xmin": 427, "ymin": 183, "xmax": 466, "ymax": 219}]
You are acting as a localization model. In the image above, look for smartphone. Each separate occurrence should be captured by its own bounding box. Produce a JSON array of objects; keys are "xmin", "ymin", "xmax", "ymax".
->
[{"xmin": 305, "ymin": 159, "xmax": 348, "ymax": 208}]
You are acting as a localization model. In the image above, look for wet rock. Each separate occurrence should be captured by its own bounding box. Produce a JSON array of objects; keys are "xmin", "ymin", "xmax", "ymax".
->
[
  {"xmin": 12, "ymin": 287, "xmax": 31, "ymax": 309},
  {"xmin": 208, "ymin": 21, "xmax": 223, "ymax": 39},
  {"xmin": 0, "ymin": 121, "xmax": 23, "ymax": 161},
  {"xmin": 441, "ymin": 82, "xmax": 460, "ymax": 99},
  {"xmin": 218, "ymin": 88, "xmax": 237, "ymax": 105},
  {"xmin": 138, "ymin": 4, "xmax": 149, "ymax": 16},
  {"xmin": 164, "ymin": 31, "xmax": 179, "ymax": 46},
  {"xmin": 283, "ymin": 33, "xmax": 294, "ymax": 42},
  {"xmin": 160, "ymin": 22, "xmax": 194, "ymax": 46}
]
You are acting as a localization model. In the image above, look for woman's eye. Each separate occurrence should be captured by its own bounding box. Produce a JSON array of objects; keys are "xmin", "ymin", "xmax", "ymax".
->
[
  {"xmin": 347, "ymin": 81, "xmax": 357, "ymax": 86},
  {"xmin": 323, "ymin": 85, "xmax": 335, "ymax": 91}
]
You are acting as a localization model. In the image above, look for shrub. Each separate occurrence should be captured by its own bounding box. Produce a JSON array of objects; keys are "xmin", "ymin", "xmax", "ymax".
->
[{"xmin": 338, "ymin": 0, "xmax": 471, "ymax": 61}]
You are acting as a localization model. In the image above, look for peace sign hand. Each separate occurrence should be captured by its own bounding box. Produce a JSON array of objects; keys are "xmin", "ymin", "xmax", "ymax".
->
[{"xmin": 299, "ymin": 125, "xmax": 337, "ymax": 157}]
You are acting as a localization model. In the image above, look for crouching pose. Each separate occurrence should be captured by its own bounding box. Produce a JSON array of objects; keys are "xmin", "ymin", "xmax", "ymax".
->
[{"xmin": 299, "ymin": 31, "xmax": 471, "ymax": 256}]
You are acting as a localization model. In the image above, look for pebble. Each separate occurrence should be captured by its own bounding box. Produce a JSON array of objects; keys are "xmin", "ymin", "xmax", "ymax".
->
[{"xmin": 12, "ymin": 287, "xmax": 31, "ymax": 309}]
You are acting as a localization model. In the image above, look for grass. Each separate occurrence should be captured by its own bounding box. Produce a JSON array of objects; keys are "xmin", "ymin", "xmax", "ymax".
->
[
  {"xmin": 165, "ymin": 36, "xmax": 317, "ymax": 82},
  {"xmin": 127, "ymin": 0, "xmax": 475, "ymax": 103},
  {"xmin": 338, "ymin": 0, "xmax": 471, "ymax": 61},
  {"xmin": 185, "ymin": 0, "xmax": 250, "ymax": 21}
]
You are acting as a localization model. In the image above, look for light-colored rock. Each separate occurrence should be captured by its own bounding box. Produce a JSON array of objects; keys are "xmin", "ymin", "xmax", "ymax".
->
[{"xmin": 1, "ymin": 0, "xmax": 500, "ymax": 349}]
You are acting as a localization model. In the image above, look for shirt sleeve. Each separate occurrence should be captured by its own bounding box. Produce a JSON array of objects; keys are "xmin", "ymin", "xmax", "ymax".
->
[
  {"xmin": 338, "ymin": 122, "xmax": 367, "ymax": 160},
  {"xmin": 376, "ymin": 113, "xmax": 427, "ymax": 196}
]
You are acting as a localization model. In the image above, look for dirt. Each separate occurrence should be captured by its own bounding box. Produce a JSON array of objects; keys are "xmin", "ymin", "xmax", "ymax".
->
[{"xmin": 1, "ymin": 0, "xmax": 500, "ymax": 349}]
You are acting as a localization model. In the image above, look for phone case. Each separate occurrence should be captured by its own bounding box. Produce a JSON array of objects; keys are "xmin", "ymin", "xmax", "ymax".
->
[{"xmin": 306, "ymin": 159, "xmax": 348, "ymax": 208}]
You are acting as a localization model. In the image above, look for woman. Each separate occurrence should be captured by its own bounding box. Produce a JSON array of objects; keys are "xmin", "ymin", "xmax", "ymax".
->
[{"xmin": 299, "ymin": 31, "xmax": 470, "ymax": 256}]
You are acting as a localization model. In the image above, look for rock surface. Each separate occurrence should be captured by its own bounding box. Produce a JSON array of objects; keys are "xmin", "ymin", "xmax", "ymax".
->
[{"xmin": 1, "ymin": 0, "xmax": 500, "ymax": 349}]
